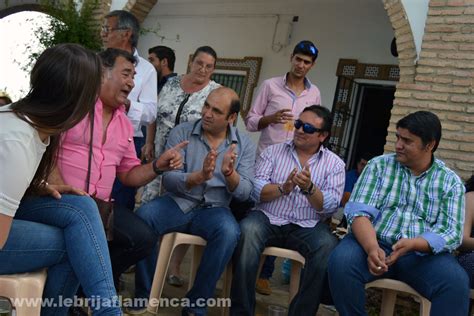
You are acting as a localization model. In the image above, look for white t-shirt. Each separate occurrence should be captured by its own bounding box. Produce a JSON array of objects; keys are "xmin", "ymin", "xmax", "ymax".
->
[{"xmin": 0, "ymin": 105, "xmax": 49, "ymax": 217}]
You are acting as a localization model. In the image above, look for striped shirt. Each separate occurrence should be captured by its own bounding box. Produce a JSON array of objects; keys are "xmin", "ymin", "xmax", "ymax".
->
[
  {"xmin": 253, "ymin": 141, "xmax": 345, "ymax": 228},
  {"xmin": 345, "ymin": 154, "xmax": 465, "ymax": 254}
]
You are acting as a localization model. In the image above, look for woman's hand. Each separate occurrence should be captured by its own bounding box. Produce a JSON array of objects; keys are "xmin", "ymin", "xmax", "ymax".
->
[{"xmin": 38, "ymin": 183, "xmax": 88, "ymax": 199}]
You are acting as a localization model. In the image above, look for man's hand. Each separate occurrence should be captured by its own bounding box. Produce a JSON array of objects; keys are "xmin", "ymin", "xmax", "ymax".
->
[
  {"xmin": 270, "ymin": 109, "xmax": 293, "ymax": 125},
  {"xmin": 385, "ymin": 238, "xmax": 416, "ymax": 266},
  {"xmin": 367, "ymin": 246, "xmax": 388, "ymax": 276},
  {"xmin": 281, "ymin": 168, "xmax": 298, "ymax": 194},
  {"xmin": 221, "ymin": 144, "xmax": 237, "ymax": 175},
  {"xmin": 201, "ymin": 149, "xmax": 217, "ymax": 181},
  {"xmin": 293, "ymin": 165, "xmax": 312, "ymax": 192},
  {"xmin": 38, "ymin": 183, "xmax": 88, "ymax": 200},
  {"xmin": 156, "ymin": 141, "xmax": 189, "ymax": 171},
  {"xmin": 141, "ymin": 143, "xmax": 155, "ymax": 161}
]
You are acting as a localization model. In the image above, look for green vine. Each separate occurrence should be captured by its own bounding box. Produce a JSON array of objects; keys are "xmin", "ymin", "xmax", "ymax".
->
[{"xmin": 26, "ymin": 0, "xmax": 102, "ymax": 69}]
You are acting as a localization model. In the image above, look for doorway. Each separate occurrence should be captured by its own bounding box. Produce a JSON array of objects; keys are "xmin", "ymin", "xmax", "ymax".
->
[{"xmin": 348, "ymin": 84, "xmax": 395, "ymax": 169}]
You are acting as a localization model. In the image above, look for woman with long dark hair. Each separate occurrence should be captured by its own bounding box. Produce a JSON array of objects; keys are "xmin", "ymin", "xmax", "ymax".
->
[{"xmin": 0, "ymin": 44, "xmax": 121, "ymax": 315}]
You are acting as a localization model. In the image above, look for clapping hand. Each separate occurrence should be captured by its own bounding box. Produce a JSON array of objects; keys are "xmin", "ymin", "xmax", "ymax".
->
[
  {"xmin": 281, "ymin": 167, "xmax": 298, "ymax": 194},
  {"xmin": 201, "ymin": 149, "xmax": 217, "ymax": 180},
  {"xmin": 222, "ymin": 144, "xmax": 238, "ymax": 175},
  {"xmin": 293, "ymin": 165, "xmax": 312, "ymax": 191}
]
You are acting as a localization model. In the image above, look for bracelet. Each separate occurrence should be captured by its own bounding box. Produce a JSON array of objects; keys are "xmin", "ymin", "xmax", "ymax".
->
[
  {"xmin": 277, "ymin": 184, "xmax": 285, "ymax": 195},
  {"xmin": 224, "ymin": 169, "xmax": 234, "ymax": 177},
  {"xmin": 152, "ymin": 158, "xmax": 164, "ymax": 175}
]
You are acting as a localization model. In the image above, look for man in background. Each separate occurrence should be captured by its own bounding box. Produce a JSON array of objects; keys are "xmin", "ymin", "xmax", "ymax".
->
[
  {"xmin": 100, "ymin": 10, "xmax": 158, "ymax": 209},
  {"xmin": 148, "ymin": 45, "xmax": 177, "ymax": 94}
]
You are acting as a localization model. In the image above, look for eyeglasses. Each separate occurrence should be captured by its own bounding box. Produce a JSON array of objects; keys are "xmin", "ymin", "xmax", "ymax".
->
[
  {"xmin": 294, "ymin": 119, "xmax": 324, "ymax": 134},
  {"xmin": 101, "ymin": 26, "xmax": 128, "ymax": 34},
  {"xmin": 193, "ymin": 60, "xmax": 214, "ymax": 72},
  {"xmin": 297, "ymin": 42, "xmax": 319, "ymax": 57}
]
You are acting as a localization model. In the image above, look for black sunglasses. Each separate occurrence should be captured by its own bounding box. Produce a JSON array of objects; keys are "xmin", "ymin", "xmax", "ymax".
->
[{"xmin": 294, "ymin": 119, "xmax": 324, "ymax": 134}]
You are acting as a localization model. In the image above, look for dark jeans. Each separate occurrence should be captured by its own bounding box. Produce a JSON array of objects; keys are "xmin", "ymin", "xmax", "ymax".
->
[
  {"xmin": 230, "ymin": 210, "xmax": 338, "ymax": 316},
  {"xmin": 135, "ymin": 195, "xmax": 241, "ymax": 316},
  {"xmin": 259, "ymin": 256, "xmax": 276, "ymax": 279},
  {"xmin": 109, "ymin": 204, "xmax": 157, "ymax": 288},
  {"xmin": 328, "ymin": 234, "xmax": 470, "ymax": 316},
  {"xmin": 111, "ymin": 136, "xmax": 145, "ymax": 210}
]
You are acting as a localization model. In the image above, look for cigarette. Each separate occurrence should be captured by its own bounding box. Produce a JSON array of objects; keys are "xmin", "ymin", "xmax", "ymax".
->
[{"xmin": 377, "ymin": 266, "xmax": 382, "ymax": 270}]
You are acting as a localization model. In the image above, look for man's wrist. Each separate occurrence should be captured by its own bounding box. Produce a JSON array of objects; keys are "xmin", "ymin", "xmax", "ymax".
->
[
  {"xmin": 301, "ymin": 182, "xmax": 314, "ymax": 195},
  {"xmin": 278, "ymin": 184, "xmax": 290, "ymax": 195},
  {"xmin": 223, "ymin": 168, "xmax": 234, "ymax": 177},
  {"xmin": 152, "ymin": 158, "xmax": 164, "ymax": 175}
]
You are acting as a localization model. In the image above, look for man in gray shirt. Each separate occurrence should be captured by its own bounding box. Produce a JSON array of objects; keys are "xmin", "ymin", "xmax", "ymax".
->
[{"xmin": 134, "ymin": 87, "xmax": 256, "ymax": 315}]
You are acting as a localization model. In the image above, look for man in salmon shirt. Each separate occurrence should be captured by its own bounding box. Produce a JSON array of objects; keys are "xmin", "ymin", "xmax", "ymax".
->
[{"xmin": 47, "ymin": 48, "xmax": 187, "ymax": 291}]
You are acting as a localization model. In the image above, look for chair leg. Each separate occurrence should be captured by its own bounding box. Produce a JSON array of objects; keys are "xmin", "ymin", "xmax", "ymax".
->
[
  {"xmin": 188, "ymin": 245, "xmax": 204, "ymax": 291},
  {"xmin": 256, "ymin": 255, "xmax": 266, "ymax": 278},
  {"xmin": 379, "ymin": 289, "xmax": 397, "ymax": 316},
  {"xmin": 147, "ymin": 234, "xmax": 177, "ymax": 315},
  {"xmin": 420, "ymin": 298, "xmax": 431, "ymax": 316},
  {"xmin": 288, "ymin": 261, "xmax": 302, "ymax": 303},
  {"xmin": 221, "ymin": 262, "xmax": 232, "ymax": 316}
]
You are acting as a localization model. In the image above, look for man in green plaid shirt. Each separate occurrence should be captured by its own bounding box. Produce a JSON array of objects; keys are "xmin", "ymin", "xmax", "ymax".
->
[{"xmin": 328, "ymin": 111, "xmax": 469, "ymax": 316}]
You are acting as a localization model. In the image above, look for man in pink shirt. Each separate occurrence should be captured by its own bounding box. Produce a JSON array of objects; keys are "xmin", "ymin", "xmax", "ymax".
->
[
  {"xmin": 246, "ymin": 40, "xmax": 321, "ymax": 156},
  {"xmin": 245, "ymin": 40, "xmax": 321, "ymax": 294},
  {"xmin": 48, "ymin": 48, "xmax": 186, "ymax": 290}
]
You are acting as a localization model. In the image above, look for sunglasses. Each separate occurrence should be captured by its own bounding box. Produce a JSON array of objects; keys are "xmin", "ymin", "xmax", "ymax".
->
[{"xmin": 294, "ymin": 119, "xmax": 324, "ymax": 134}]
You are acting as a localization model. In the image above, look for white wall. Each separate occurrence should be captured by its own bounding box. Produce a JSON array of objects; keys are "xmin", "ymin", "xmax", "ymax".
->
[
  {"xmin": 138, "ymin": 0, "xmax": 397, "ymax": 106},
  {"xmin": 136, "ymin": 0, "xmax": 398, "ymax": 142},
  {"xmin": 401, "ymin": 0, "xmax": 429, "ymax": 60}
]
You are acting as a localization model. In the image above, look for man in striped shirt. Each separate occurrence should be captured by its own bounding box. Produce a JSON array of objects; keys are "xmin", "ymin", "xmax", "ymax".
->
[
  {"xmin": 328, "ymin": 111, "xmax": 469, "ymax": 316},
  {"xmin": 230, "ymin": 105, "xmax": 345, "ymax": 316}
]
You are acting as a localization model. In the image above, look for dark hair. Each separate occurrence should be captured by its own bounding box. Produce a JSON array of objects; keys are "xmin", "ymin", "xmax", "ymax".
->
[
  {"xmin": 358, "ymin": 152, "xmax": 375, "ymax": 162},
  {"xmin": 192, "ymin": 46, "xmax": 217, "ymax": 66},
  {"xmin": 99, "ymin": 48, "xmax": 136, "ymax": 68},
  {"xmin": 466, "ymin": 175, "xmax": 474, "ymax": 193},
  {"xmin": 148, "ymin": 45, "xmax": 176, "ymax": 71},
  {"xmin": 228, "ymin": 99, "xmax": 241, "ymax": 118},
  {"xmin": 105, "ymin": 10, "xmax": 140, "ymax": 48},
  {"xmin": 396, "ymin": 111, "xmax": 442, "ymax": 153},
  {"xmin": 0, "ymin": 91, "xmax": 12, "ymax": 105},
  {"xmin": 301, "ymin": 105, "xmax": 332, "ymax": 146},
  {"xmin": 11, "ymin": 43, "xmax": 102, "ymax": 193},
  {"xmin": 293, "ymin": 40, "xmax": 318, "ymax": 62}
]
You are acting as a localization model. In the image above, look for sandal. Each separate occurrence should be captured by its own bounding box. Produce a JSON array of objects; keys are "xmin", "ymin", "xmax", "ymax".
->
[{"xmin": 166, "ymin": 274, "xmax": 184, "ymax": 287}]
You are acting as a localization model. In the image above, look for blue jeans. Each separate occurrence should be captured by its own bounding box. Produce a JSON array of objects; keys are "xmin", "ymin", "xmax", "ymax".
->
[
  {"xmin": 230, "ymin": 210, "xmax": 338, "ymax": 316},
  {"xmin": 8, "ymin": 194, "xmax": 120, "ymax": 316},
  {"xmin": 328, "ymin": 234, "xmax": 470, "ymax": 316},
  {"xmin": 135, "ymin": 195, "xmax": 240, "ymax": 316}
]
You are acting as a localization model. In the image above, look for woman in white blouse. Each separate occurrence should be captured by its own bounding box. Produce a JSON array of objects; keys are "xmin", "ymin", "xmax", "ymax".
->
[{"xmin": 0, "ymin": 44, "xmax": 121, "ymax": 316}]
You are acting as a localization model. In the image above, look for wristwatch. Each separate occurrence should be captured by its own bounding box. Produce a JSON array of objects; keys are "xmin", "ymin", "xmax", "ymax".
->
[
  {"xmin": 301, "ymin": 182, "xmax": 315, "ymax": 195},
  {"xmin": 152, "ymin": 158, "xmax": 164, "ymax": 175}
]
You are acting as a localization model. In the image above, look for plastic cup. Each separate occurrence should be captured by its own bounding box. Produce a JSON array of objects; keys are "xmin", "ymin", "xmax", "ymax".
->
[
  {"xmin": 267, "ymin": 304, "xmax": 287, "ymax": 316},
  {"xmin": 283, "ymin": 120, "xmax": 294, "ymax": 132}
]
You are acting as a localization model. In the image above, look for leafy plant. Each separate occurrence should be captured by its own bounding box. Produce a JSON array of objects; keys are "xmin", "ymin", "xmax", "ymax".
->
[{"xmin": 26, "ymin": 0, "xmax": 101, "ymax": 69}]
